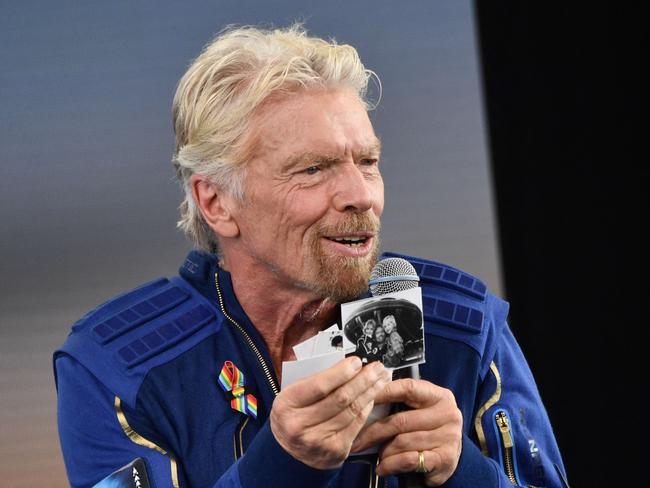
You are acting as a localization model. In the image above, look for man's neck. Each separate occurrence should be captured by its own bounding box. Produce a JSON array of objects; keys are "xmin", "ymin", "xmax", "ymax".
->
[{"xmin": 223, "ymin": 256, "xmax": 338, "ymax": 380}]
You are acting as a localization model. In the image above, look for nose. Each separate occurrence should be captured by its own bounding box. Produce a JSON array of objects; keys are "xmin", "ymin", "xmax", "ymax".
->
[{"xmin": 331, "ymin": 162, "xmax": 379, "ymax": 213}]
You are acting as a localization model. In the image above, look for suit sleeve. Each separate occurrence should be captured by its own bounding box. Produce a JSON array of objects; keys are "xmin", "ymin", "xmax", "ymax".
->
[
  {"xmin": 444, "ymin": 323, "xmax": 570, "ymax": 488},
  {"xmin": 215, "ymin": 422, "xmax": 339, "ymax": 488},
  {"xmin": 55, "ymin": 355, "xmax": 184, "ymax": 488}
]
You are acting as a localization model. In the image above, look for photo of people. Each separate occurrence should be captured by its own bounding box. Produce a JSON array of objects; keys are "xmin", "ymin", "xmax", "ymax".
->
[
  {"xmin": 341, "ymin": 287, "xmax": 424, "ymax": 370},
  {"xmin": 381, "ymin": 315, "xmax": 406, "ymax": 367}
]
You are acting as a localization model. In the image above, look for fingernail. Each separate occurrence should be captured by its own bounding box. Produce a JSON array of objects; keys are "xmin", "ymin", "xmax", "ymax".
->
[
  {"xmin": 350, "ymin": 356, "xmax": 362, "ymax": 371},
  {"xmin": 378, "ymin": 364, "xmax": 391, "ymax": 380}
]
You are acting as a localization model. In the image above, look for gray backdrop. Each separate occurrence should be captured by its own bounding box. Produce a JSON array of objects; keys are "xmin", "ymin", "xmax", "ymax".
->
[{"xmin": 0, "ymin": 1, "xmax": 501, "ymax": 485}]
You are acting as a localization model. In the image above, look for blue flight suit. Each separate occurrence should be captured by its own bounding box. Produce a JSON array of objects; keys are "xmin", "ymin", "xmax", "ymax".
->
[{"xmin": 54, "ymin": 250, "xmax": 569, "ymax": 487}]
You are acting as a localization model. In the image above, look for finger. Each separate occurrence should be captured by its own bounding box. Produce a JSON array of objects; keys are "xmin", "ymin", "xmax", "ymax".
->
[
  {"xmin": 379, "ymin": 430, "xmax": 437, "ymax": 459},
  {"xmin": 374, "ymin": 378, "xmax": 452, "ymax": 409},
  {"xmin": 352, "ymin": 404, "xmax": 458, "ymax": 452},
  {"xmin": 284, "ymin": 398, "xmax": 377, "ymax": 468},
  {"xmin": 328, "ymin": 398, "xmax": 376, "ymax": 447},
  {"xmin": 376, "ymin": 449, "xmax": 440, "ymax": 477},
  {"xmin": 352, "ymin": 408, "xmax": 435, "ymax": 451},
  {"xmin": 301, "ymin": 361, "xmax": 391, "ymax": 426},
  {"xmin": 284, "ymin": 356, "xmax": 362, "ymax": 406},
  {"xmin": 316, "ymin": 364, "xmax": 392, "ymax": 429}
]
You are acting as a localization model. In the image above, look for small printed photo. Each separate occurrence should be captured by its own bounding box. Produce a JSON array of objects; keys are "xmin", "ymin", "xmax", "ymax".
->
[{"xmin": 340, "ymin": 287, "xmax": 424, "ymax": 370}]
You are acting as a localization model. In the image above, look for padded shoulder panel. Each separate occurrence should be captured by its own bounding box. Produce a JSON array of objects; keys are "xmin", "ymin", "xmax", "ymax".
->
[
  {"xmin": 55, "ymin": 276, "xmax": 222, "ymax": 408},
  {"xmin": 381, "ymin": 252, "xmax": 509, "ymax": 374}
]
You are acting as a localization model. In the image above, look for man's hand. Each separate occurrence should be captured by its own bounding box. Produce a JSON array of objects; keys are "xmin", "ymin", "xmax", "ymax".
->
[
  {"xmin": 350, "ymin": 378, "xmax": 463, "ymax": 487},
  {"xmin": 270, "ymin": 357, "xmax": 392, "ymax": 470}
]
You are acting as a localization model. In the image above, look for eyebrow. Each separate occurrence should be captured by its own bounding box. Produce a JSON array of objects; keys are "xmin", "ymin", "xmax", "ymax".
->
[{"xmin": 281, "ymin": 137, "xmax": 382, "ymax": 172}]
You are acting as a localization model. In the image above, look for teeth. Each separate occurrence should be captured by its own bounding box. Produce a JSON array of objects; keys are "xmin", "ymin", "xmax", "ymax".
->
[
  {"xmin": 330, "ymin": 236, "xmax": 368, "ymax": 246},
  {"xmin": 333, "ymin": 236, "xmax": 364, "ymax": 242}
]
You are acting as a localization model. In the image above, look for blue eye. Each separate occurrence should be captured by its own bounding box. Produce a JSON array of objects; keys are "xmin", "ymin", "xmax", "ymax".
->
[{"xmin": 304, "ymin": 166, "xmax": 320, "ymax": 175}]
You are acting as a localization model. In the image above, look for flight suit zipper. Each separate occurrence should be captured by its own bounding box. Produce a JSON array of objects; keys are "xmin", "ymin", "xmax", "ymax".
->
[
  {"xmin": 495, "ymin": 410, "xmax": 519, "ymax": 485},
  {"xmin": 215, "ymin": 272, "xmax": 280, "ymax": 397},
  {"xmin": 215, "ymin": 272, "xmax": 279, "ymax": 461}
]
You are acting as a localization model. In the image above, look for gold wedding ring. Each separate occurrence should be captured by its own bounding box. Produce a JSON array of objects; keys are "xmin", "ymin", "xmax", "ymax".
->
[{"xmin": 415, "ymin": 450, "xmax": 427, "ymax": 473}]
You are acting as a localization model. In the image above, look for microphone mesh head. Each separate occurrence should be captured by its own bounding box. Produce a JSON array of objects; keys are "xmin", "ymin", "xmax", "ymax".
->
[{"xmin": 369, "ymin": 257, "xmax": 419, "ymax": 296}]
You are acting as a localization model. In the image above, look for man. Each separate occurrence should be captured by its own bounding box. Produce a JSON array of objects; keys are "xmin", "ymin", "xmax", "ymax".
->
[{"xmin": 54, "ymin": 25, "xmax": 568, "ymax": 487}]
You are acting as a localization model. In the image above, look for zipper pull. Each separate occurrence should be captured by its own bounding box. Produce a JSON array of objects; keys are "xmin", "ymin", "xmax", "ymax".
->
[{"xmin": 496, "ymin": 411, "xmax": 514, "ymax": 449}]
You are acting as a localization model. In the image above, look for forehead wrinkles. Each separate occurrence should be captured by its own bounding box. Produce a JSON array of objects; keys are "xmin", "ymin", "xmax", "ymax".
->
[
  {"xmin": 250, "ymin": 88, "xmax": 374, "ymax": 156},
  {"xmin": 250, "ymin": 90, "xmax": 313, "ymax": 144}
]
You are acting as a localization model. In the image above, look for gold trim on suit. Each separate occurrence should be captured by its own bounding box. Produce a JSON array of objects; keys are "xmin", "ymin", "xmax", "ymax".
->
[
  {"xmin": 474, "ymin": 361, "xmax": 502, "ymax": 455},
  {"xmin": 114, "ymin": 396, "xmax": 180, "ymax": 488}
]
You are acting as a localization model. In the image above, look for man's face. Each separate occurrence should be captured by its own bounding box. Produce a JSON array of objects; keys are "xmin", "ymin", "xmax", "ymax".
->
[
  {"xmin": 232, "ymin": 88, "xmax": 384, "ymax": 301},
  {"xmin": 374, "ymin": 326, "xmax": 386, "ymax": 343}
]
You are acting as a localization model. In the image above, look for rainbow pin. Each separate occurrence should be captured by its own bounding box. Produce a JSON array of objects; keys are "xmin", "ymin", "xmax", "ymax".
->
[{"xmin": 218, "ymin": 361, "xmax": 258, "ymax": 419}]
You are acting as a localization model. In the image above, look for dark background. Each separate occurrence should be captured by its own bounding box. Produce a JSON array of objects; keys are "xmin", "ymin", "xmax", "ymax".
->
[{"xmin": 476, "ymin": 2, "xmax": 645, "ymax": 486}]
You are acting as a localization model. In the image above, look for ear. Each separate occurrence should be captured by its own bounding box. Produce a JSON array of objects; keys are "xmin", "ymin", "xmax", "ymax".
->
[{"xmin": 190, "ymin": 174, "xmax": 240, "ymax": 239}]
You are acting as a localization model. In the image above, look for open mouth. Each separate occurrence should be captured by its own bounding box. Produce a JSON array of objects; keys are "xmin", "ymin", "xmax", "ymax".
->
[{"xmin": 324, "ymin": 235, "xmax": 370, "ymax": 247}]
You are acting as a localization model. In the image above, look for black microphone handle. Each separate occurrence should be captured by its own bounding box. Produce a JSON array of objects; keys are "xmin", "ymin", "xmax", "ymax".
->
[{"xmin": 390, "ymin": 365, "xmax": 426, "ymax": 488}]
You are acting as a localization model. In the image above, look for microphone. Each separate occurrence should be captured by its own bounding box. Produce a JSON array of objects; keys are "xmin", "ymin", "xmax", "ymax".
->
[
  {"xmin": 369, "ymin": 257, "xmax": 420, "ymax": 383},
  {"xmin": 369, "ymin": 257, "xmax": 420, "ymax": 296},
  {"xmin": 369, "ymin": 257, "xmax": 425, "ymax": 488}
]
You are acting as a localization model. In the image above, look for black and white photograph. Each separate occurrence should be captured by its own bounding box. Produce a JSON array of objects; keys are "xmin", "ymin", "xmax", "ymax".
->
[{"xmin": 341, "ymin": 287, "xmax": 424, "ymax": 370}]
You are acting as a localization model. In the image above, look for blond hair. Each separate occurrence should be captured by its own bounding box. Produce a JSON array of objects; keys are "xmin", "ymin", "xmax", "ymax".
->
[{"xmin": 172, "ymin": 24, "xmax": 379, "ymax": 252}]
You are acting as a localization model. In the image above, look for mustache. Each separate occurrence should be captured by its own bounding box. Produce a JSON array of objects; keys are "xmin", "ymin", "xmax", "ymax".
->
[{"xmin": 317, "ymin": 213, "xmax": 381, "ymax": 236}]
